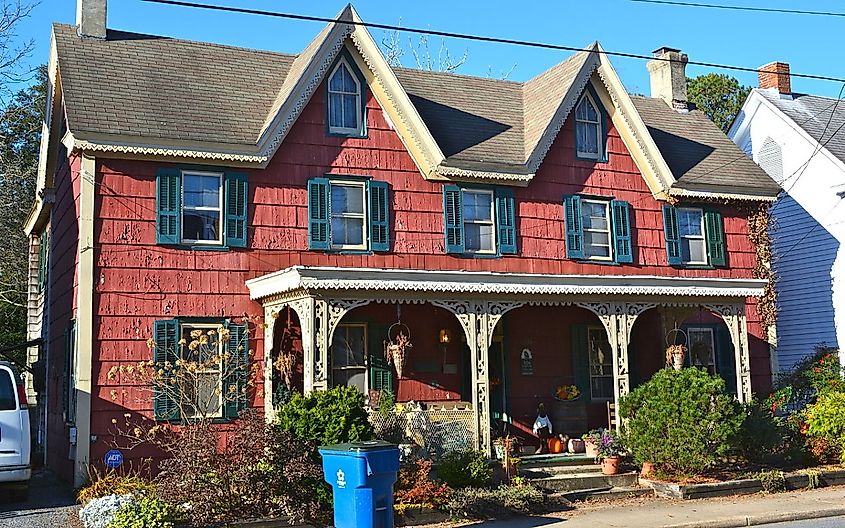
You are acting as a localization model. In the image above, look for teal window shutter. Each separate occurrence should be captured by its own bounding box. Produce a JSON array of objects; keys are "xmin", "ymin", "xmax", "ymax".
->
[
  {"xmin": 662, "ymin": 204, "xmax": 682, "ymax": 265},
  {"xmin": 308, "ymin": 177, "xmax": 331, "ymax": 250},
  {"xmin": 704, "ymin": 210, "xmax": 726, "ymax": 267},
  {"xmin": 495, "ymin": 188, "xmax": 517, "ymax": 254},
  {"xmin": 368, "ymin": 180, "xmax": 390, "ymax": 252},
  {"xmin": 153, "ymin": 320, "xmax": 180, "ymax": 422},
  {"xmin": 156, "ymin": 168, "xmax": 181, "ymax": 245},
  {"xmin": 443, "ymin": 184, "xmax": 464, "ymax": 254},
  {"xmin": 611, "ymin": 200, "xmax": 633, "ymax": 263},
  {"xmin": 563, "ymin": 195, "xmax": 584, "ymax": 259},
  {"xmin": 715, "ymin": 326, "xmax": 737, "ymax": 397},
  {"xmin": 224, "ymin": 322, "xmax": 249, "ymax": 419},
  {"xmin": 224, "ymin": 172, "xmax": 249, "ymax": 248},
  {"xmin": 571, "ymin": 324, "xmax": 589, "ymax": 399},
  {"xmin": 368, "ymin": 323, "xmax": 393, "ymax": 393}
]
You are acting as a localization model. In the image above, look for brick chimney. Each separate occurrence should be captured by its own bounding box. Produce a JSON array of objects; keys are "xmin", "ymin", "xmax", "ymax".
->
[
  {"xmin": 647, "ymin": 47, "xmax": 689, "ymax": 111},
  {"xmin": 758, "ymin": 62, "xmax": 791, "ymax": 95},
  {"xmin": 77, "ymin": 0, "xmax": 107, "ymax": 39}
]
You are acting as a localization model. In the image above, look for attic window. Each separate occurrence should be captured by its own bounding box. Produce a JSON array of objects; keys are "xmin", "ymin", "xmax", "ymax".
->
[
  {"xmin": 575, "ymin": 92, "xmax": 602, "ymax": 160},
  {"xmin": 328, "ymin": 58, "xmax": 363, "ymax": 135}
]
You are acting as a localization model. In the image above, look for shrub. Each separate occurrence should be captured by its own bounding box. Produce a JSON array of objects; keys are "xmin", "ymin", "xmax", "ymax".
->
[
  {"xmin": 768, "ymin": 348, "xmax": 843, "ymax": 413},
  {"xmin": 437, "ymin": 449, "xmax": 493, "ymax": 489},
  {"xmin": 758, "ymin": 470, "xmax": 786, "ymax": 493},
  {"xmin": 619, "ymin": 368, "xmax": 744, "ymax": 477},
  {"xmin": 78, "ymin": 494, "xmax": 136, "ymax": 528},
  {"xmin": 395, "ymin": 459, "xmax": 451, "ymax": 514},
  {"xmin": 446, "ymin": 485, "xmax": 545, "ymax": 519},
  {"xmin": 275, "ymin": 386, "xmax": 374, "ymax": 445},
  {"xmin": 77, "ymin": 468, "xmax": 154, "ymax": 506},
  {"xmin": 804, "ymin": 391, "xmax": 845, "ymax": 463},
  {"xmin": 109, "ymin": 496, "xmax": 183, "ymax": 528},
  {"xmin": 734, "ymin": 400, "xmax": 806, "ymax": 466}
]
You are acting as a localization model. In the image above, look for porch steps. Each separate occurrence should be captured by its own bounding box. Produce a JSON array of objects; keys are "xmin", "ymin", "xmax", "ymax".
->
[
  {"xmin": 519, "ymin": 453, "xmax": 639, "ymax": 493},
  {"xmin": 529, "ymin": 471, "xmax": 639, "ymax": 492}
]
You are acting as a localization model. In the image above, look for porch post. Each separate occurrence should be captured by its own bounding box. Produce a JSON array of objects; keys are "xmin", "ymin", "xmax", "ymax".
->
[
  {"xmin": 706, "ymin": 303, "xmax": 753, "ymax": 403},
  {"xmin": 281, "ymin": 297, "xmax": 317, "ymax": 394},
  {"xmin": 263, "ymin": 305, "xmax": 276, "ymax": 415},
  {"xmin": 313, "ymin": 298, "xmax": 330, "ymax": 392}
]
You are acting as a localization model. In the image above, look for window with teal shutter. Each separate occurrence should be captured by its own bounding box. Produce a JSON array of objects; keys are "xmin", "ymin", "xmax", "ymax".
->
[
  {"xmin": 307, "ymin": 178, "xmax": 331, "ymax": 250},
  {"xmin": 368, "ymin": 323, "xmax": 393, "ymax": 393},
  {"xmin": 153, "ymin": 320, "xmax": 180, "ymax": 422},
  {"xmin": 662, "ymin": 204, "xmax": 682, "ymax": 265},
  {"xmin": 495, "ymin": 188, "xmax": 517, "ymax": 254},
  {"xmin": 563, "ymin": 195, "xmax": 584, "ymax": 259},
  {"xmin": 704, "ymin": 210, "xmax": 726, "ymax": 266},
  {"xmin": 368, "ymin": 180, "xmax": 390, "ymax": 252},
  {"xmin": 223, "ymin": 322, "xmax": 249, "ymax": 419},
  {"xmin": 611, "ymin": 200, "xmax": 633, "ymax": 263},
  {"xmin": 224, "ymin": 172, "xmax": 248, "ymax": 248},
  {"xmin": 156, "ymin": 168, "xmax": 181, "ymax": 245},
  {"xmin": 443, "ymin": 185, "xmax": 464, "ymax": 254}
]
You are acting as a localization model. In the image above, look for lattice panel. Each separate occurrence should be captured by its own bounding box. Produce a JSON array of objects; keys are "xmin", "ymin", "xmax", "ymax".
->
[{"xmin": 367, "ymin": 407, "xmax": 475, "ymax": 460}]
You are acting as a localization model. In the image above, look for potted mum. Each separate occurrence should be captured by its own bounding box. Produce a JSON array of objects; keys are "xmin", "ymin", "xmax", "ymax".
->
[
  {"xmin": 581, "ymin": 429, "xmax": 603, "ymax": 458},
  {"xmin": 596, "ymin": 429, "xmax": 626, "ymax": 475}
]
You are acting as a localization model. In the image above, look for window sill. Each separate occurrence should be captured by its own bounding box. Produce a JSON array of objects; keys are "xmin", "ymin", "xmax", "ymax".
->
[
  {"xmin": 575, "ymin": 258, "xmax": 621, "ymax": 266},
  {"xmin": 453, "ymin": 252, "xmax": 502, "ymax": 259},
  {"xmin": 158, "ymin": 243, "xmax": 234, "ymax": 252},
  {"xmin": 671, "ymin": 263, "xmax": 716, "ymax": 270},
  {"xmin": 327, "ymin": 130, "xmax": 368, "ymax": 139}
]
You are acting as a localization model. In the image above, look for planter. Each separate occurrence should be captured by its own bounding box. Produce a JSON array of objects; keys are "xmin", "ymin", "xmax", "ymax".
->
[
  {"xmin": 568, "ymin": 438, "xmax": 585, "ymax": 453},
  {"xmin": 601, "ymin": 456, "xmax": 622, "ymax": 475},
  {"xmin": 640, "ymin": 462, "xmax": 656, "ymax": 478},
  {"xmin": 584, "ymin": 439, "xmax": 599, "ymax": 458}
]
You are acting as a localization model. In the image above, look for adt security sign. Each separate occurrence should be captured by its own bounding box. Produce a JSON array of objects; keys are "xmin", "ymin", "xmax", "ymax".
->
[{"xmin": 104, "ymin": 449, "xmax": 123, "ymax": 469}]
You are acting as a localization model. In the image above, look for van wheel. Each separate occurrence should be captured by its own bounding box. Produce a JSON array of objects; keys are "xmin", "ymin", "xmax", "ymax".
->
[{"xmin": 11, "ymin": 485, "xmax": 29, "ymax": 502}]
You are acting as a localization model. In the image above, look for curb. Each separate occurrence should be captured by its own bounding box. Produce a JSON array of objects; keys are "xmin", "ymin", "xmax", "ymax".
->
[{"xmin": 664, "ymin": 506, "xmax": 845, "ymax": 528}]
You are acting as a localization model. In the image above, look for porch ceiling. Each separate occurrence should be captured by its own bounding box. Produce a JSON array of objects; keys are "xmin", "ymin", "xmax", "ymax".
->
[{"xmin": 245, "ymin": 266, "xmax": 766, "ymax": 303}]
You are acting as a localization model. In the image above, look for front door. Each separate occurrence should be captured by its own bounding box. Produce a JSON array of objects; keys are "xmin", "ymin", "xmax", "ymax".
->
[{"xmin": 489, "ymin": 334, "xmax": 507, "ymax": 423}]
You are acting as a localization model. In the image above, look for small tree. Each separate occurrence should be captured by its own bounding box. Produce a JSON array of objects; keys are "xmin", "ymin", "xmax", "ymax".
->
[
  {"xmin": 275, "ymin": 386, "xmax": 374, "ymax": 446},
  {"xmin": 687, "ymin": 73, "xmax": 751, "ymax": 133}
]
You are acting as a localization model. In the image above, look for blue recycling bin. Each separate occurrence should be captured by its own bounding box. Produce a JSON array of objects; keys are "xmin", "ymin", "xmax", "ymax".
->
[{"xmin": 319, "ymin": 440, "xmax": 400, "ymax": 528}]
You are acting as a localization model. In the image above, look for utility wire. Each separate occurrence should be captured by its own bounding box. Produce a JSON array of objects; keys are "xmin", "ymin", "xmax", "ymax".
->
[
  {"xmin": 141, "ymin": 0, "xmax": 845, "ymax": 85},
  {"xmin": 630, "ymin": 0, "xmax": 845, "ymax": 18}
]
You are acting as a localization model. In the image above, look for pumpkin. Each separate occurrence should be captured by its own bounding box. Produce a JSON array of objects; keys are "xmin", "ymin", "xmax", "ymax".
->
[{"xmin": 547, "ymin": 437, "xmax": 563, "ymax": 454}]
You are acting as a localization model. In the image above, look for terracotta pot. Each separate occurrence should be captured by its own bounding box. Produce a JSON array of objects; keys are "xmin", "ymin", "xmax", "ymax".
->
[
  {"xmin": 640, "ymin": 462, "xmax": 655, "ymax": 478},
  {"xmin": 584, "ymin": 439, "xmax": 599, "ymax": 458},
  {"xmin": 601, "ymin": 456, "xmax": 621, "ymax": 475},
  {"xmin": 568, "ymin": 438, "xmax": 585, "ymax": 453}
]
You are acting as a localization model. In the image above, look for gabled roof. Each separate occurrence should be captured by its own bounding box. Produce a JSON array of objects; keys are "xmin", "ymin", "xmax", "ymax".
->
[
  {"xmin": 756, "ymin": 89, "xmax": 845, "ymax": 164},
  {"xmin": 48, "ymin": 5, "xmax": 777, "ymax": 201}
]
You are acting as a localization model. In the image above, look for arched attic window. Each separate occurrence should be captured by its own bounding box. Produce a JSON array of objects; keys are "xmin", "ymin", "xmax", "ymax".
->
[
  {"xmin": 575, "ymin": 91, "xmax": 604, "ymax": 160},
  {"xmin": 327, "ymin": 57, "xmax": 364, "ymax": 136}
]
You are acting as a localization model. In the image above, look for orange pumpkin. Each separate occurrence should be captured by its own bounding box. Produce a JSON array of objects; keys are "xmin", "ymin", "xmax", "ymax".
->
[{"xmin": 547, "ymin": 437, "xmax": 563, "ymax": 454}]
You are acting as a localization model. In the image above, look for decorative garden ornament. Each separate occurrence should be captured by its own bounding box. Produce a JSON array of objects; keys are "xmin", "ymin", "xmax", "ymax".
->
[{"xmin": 385, "ymin": 306, "xmax": 413, "ymax": 378}]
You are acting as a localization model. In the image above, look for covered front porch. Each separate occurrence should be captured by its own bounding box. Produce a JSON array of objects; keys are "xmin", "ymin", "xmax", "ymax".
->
[{"xmin": 246, "ymin": 266, "xmax": 764, "ymax": 455}]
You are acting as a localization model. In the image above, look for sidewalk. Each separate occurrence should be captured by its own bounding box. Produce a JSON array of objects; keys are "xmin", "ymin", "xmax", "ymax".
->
[{"xmin": 462, "ymin": 486, "xmax": 845, "ymax": 528}]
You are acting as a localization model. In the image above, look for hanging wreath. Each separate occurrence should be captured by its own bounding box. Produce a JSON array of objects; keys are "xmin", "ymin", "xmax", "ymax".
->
[{"xmin": 385, "ymin": 321, "xmax": 413, "ymax": 378}]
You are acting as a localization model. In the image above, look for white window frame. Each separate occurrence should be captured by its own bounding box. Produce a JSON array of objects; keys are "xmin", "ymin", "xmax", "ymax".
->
[
  {"xmin": 462, "ymin": 188, "xmax": 497, "ymax": 255},
  {"xmin": 575, "ymin": 93, "xmax": 602, "ymax": 159},
  {"xmin": 687, "ymin": 327, "xmax": 717, "ymax": 374},
  {"xmin": 581, "ymin": 198, "xmax": 613, "ymax": 261},
  {"xmin": 181, "ymin": 170, "xmax": 224, "ymax": 246},
  {"xmin": 180, "ymin": 323, "xmax": 224, "ymax": 420},
  {"xmin": 678, "ymin": 207, "xmax": 707, "ymax": 265},
  {"xmin": 327, "ymin": 58, "xmax": 363, "ymax": 135},
  {"xmin": 330, "ymin": 180, "xmax": 368, "ymax": 251},
  {"xmin": 331, "ymin": 323, "xmax": 368, "ymax": 392},
  {"xmin": 587, "ymin": 326, "xmax": 613, "ymax": 401}
]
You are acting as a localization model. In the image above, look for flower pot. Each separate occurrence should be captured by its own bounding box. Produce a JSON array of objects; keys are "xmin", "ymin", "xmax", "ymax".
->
[
  {"xmin": 584, "ymin": 439, "xmax": 599, "ymax": 458},
  {"xmin": 640, "ymin": 462, "xmax": 655, "ymax": 478},
  {"xmin": 672, "ymin": 353, "xmax": 684, "ymax": 370},
  {"xmin": 568, "ymin": 438, "xmax": 585, "ymax": 453},
  {"xmin": 601, "ymin": 456, "xmax": 622, "ymax": 475}
]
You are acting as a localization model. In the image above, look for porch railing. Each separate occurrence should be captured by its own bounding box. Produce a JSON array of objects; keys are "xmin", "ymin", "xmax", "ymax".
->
[{"xmin": 367, "ymin": 404, "xmax": 475, "ymax": 460}]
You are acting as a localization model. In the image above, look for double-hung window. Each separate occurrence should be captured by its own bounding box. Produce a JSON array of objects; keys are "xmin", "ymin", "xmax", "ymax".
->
[
  {"xmin": 152, "ymin": 319, "xmax": 248, "ymax": 422},
  {"xmin": 662, "ymin": 205, "xmax": 726, "ymax": 267},
  {"xmin": 686, "ymin": 327, "xmax": 717, "ymax": 375},
  {"xmin": 332, "ymin": 323, "xmax": 368, "ymax": 393},
  {"xmin": 563, "ymin": 195, "xmax": 632, "ymax": 263},
  {"xmin": 156, "ymin": 168, "xmax": 248, "ymax": 248},
  {"xmin": 308, "ymin": 177, "xmax": 390, "ymax": 252},
  {"xmin": 327, "ymin": 57, "xmax": 365, "ymax": 136},
  {"xmin": 575, "ymin": 91, "xmax": 604, "ymax": 160},
  {"xmin": 443, "ymin": 185, "xmax": 517, "ymax": 256}
]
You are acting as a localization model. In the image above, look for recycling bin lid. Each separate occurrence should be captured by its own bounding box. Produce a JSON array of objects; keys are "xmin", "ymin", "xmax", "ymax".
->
[{"xmin": 319, "ymin": 440, "xmax": 398, "ymax": 452}]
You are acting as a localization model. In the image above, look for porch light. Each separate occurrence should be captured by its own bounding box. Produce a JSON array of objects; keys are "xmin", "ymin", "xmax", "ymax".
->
[{"xmin": 439, "ymin": 329, "xmax": 452, "ymax": 344}]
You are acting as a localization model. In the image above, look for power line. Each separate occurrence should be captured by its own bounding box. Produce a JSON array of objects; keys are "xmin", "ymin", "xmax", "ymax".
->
[
  {"xmin": 630, "ymin": 0, "xmax": 845, "ymax": 18},
  {"xmin": 141, "ymin": 0, "xmax": 845, "ymax": 85}
]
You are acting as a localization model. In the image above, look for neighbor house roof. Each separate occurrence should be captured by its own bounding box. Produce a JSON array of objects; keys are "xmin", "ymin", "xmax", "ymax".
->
[
  {"xmin": 756, "ymin": 89, "xmax": 845, "ymax": 164},
  {"xmin": 48, "ymin": 6, "xmax": 776, "ymax": 201}
]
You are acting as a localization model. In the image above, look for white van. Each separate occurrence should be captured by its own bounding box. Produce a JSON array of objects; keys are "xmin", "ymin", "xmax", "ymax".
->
[{"xmin": 0, "ymin": 362, "xmax": 30, "ymax": 501}]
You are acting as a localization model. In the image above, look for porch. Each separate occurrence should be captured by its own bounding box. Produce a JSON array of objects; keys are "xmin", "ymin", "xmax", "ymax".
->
[{"xmin": 246, "ymin": 266, "xmax": 765, "ymax": 455}]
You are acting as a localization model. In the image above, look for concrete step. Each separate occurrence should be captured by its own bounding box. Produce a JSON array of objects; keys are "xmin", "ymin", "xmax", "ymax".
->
[
  {"xmin": 519, "ymin": 453, "xmax": 595, "ymax": 468},
  {"xmin": 557, "ymin": 485, "xmax": 655, "ymax": 502},
  {"xmin": 520, "ymin": 464, "xmax": 602, "ymax": 478},
  {"xmin": 530, "ymin": 471, "xmax": 639, "ymax": 492}
]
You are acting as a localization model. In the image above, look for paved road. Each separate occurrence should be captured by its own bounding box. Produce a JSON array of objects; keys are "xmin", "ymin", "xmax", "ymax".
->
[
  {"xmin": 0, "ymin": 470, "xmax": 79, "ymax": 528},
  {"xmin": 755, "ymin": 516, "xmax": 845, "ymax": 527}
]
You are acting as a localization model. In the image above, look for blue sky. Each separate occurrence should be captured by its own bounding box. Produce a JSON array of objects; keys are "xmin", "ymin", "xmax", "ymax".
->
[{"xmin": 13, "ymin": 0, "xmax": 845, "ymax": 98}]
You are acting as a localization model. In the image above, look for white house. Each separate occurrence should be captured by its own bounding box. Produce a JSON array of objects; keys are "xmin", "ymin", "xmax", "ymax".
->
[{"xmin": 730, "ymin": 62, "xmax": 845, "ymax": 374}]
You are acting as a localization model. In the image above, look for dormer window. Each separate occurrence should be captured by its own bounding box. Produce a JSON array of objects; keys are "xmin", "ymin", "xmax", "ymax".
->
[
  {"xmin": 575, "ymin": 92, "xmax": 603, "ymax": 160},
  {"xmin": 328, "ymin": 58, "xmax": 363, "ymax": 135}
]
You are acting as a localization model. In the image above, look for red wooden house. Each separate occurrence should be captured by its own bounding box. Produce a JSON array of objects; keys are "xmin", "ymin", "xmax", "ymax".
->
[{"xmin": 26, "ymin": 1, "xmax": 779, "ymax": 485}]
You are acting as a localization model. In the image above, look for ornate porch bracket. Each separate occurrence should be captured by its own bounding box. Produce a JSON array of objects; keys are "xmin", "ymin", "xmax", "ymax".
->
[
  {"xmin": 704, "ymin": 302, "xmax": 753, "ymax": 403},
  {"xmin": 326, "ymin": 299, "xmax": 372, "ymax": 347}
]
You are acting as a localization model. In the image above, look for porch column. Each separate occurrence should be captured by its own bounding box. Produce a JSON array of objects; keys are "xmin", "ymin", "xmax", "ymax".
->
[
  {"xmin": 263, "ymin": 305, "xmax": 276, "ymax": 415},
  {"xmin": 313, "ymin": 298, "xmax": 330, "ymax": 392},
  {"xmin": 706, "ymin": 302, "xmax": 753, "ymax": 403},
  {"xmin": 280, "ymin": 296, "xmax": 318, "ymax": 394}
]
